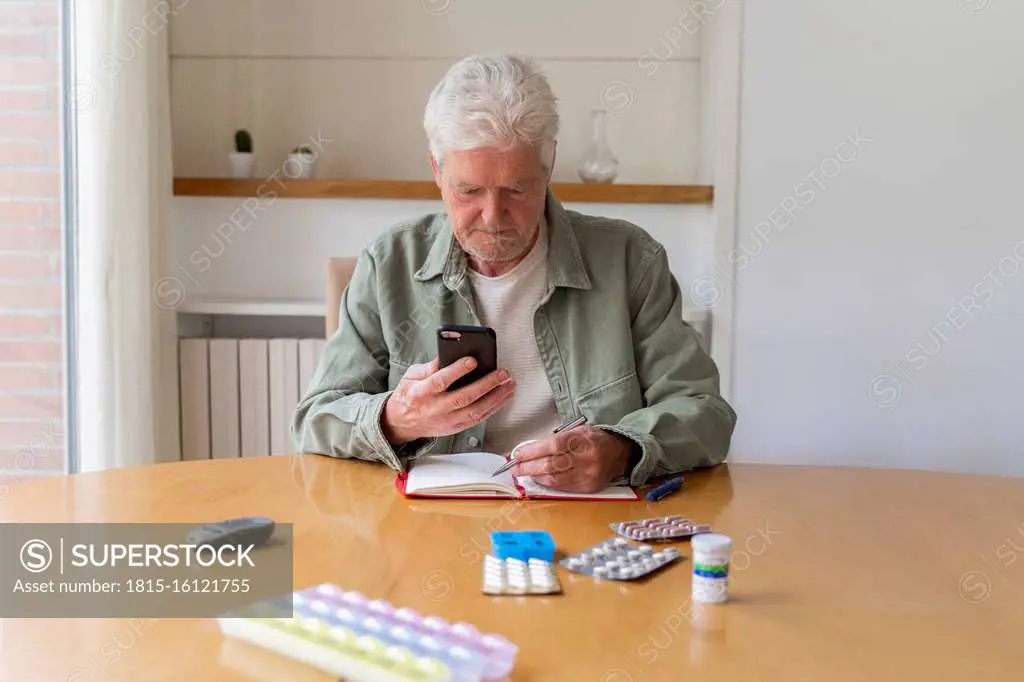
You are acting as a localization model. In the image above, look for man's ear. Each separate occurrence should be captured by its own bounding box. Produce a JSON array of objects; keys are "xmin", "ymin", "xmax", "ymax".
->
[
  {"xmin": 547, "ymin": 142, "xmax": 557, "ymax": 183},
  {"xmin": 430, "ymin": 154, "xmax": 442, "ymax": 186}
]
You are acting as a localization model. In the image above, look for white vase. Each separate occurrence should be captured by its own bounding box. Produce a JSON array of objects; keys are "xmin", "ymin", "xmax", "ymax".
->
[
  {"xmin": 229, "ymin": 152, "xmax": 255, "ymax": 178},
  {"xmin": 285, "ymin": 153, "xmax": 317, "ymax": 179}
]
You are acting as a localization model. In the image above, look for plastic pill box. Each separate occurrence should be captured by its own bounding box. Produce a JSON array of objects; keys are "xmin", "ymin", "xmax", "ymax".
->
[
  {"xmin": 560, "ymin": 537, "xmax": 682, "ymax": 580},
  {"xmin": 489, "ymin": 530, "xmax": 555, "ymax": 563},
  {"xmin": 610, "ymin": 515, "xmax": 712, "ymax": 541},
  {"xmin": 217, "ymin": 583, "xmax": 519, "ymax": 682},
  {"xmin": 482, "ymin": 555, "xmax": 561, "ymax": 595}
]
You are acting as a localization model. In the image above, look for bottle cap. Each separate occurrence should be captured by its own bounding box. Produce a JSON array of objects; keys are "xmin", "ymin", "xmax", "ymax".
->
[{"xmin": 691, "ymin": 533, "xmax": 732, "ymax": 553}]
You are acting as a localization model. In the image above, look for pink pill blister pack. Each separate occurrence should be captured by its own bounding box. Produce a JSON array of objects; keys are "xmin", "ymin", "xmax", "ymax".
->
[
  {"xmin": 610, "ymin": 515, "xmax": 712, "ymax": 541},
  {"xmin": 217, "ymin": 582, "xmax": 518, "ymax": 682}
]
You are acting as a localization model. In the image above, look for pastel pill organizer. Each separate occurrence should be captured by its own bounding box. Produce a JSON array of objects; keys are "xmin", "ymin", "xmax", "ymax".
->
[
  {"xmin": 481, "ymin": 555, "xmax": 561, "ymax": 595},
  {"xmin": 217, "ymin": 583, "xmax": 519, "ymax": 682},
  {"xmin": 609, "ymin": 515, "xmax": 713, "ymax": 541},
  {"xmin": 560, "ymin": 536, "xmax": 683, "ymax": 581}
]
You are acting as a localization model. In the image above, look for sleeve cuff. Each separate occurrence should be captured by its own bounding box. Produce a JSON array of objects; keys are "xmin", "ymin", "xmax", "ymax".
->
[
  {"xmin": 395, "ymin": 436, "xmax": 438, "ymax": 462},
  {"xmin": 595, "ymin": 425, "xmax": 661, "ymax": 487},
  {"xmin": 363, "ymin": 391, "xmax": 437, "ymax": 471}
]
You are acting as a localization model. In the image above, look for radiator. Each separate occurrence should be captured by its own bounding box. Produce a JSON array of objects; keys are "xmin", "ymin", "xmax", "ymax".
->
[
  {"xmin": 178, "ymin": 338, "xmax": 326, "ymax": 460},
  {"xmin": 177, "ymin": 314, "xmax": 711, "ymax": 459}
]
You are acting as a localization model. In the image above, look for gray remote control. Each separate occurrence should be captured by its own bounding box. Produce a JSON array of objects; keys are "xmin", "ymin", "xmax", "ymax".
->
[{"xmin": 185, "ymin": 516, "xmax": 276, "ymax": 549}]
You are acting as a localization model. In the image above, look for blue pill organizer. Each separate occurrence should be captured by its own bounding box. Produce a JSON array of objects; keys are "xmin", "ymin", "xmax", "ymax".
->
[{"xmin": 489, "ymin": 530, "xmax": 555, "ymax": 563}]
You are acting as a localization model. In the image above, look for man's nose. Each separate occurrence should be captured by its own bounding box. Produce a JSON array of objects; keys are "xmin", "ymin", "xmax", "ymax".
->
[{"xmin": 481, "ymin": 191, "xmax": 504, "ymax": 225}]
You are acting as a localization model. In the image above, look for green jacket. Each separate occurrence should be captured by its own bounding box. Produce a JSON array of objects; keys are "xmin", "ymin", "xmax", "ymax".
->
[{"xmin": 291, "ymin": 189, "xmax": 737, "ymax": 486}]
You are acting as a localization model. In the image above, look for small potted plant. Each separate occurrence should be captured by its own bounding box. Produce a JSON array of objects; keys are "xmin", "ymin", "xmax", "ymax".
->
[
  {"xmin": 286, "ymin": 144, "xmax": 317, "ymax": 179},
  {"xmin": 229, "ymin": 129, "xmax": 255, "ymax": 178}
]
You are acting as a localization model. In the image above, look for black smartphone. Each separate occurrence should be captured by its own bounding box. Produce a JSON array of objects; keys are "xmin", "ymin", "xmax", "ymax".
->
[{"xmin": 436, "ymin": 324, "xmax": 498, "ymax": 391}]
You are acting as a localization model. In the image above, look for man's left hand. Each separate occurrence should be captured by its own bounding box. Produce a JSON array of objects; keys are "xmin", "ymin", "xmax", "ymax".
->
[{"xmin": 508, "ymin": 426, "xmax": 635, "ymax": 493}]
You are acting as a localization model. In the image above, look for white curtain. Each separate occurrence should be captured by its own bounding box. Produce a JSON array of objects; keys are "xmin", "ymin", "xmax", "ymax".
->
[{"xmin": 74, "ymin": 0, "xmax": 180, "ymax": 471}]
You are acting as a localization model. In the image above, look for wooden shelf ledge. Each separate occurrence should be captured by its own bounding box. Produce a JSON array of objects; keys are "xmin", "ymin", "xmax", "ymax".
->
[{"xmin": 173, "ymin": 178, "xmax": 713, "ymax": 205}]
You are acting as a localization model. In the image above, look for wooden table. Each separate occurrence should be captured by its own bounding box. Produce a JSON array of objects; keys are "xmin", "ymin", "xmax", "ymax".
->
[{"xmin": 2, "ymin": 456, "xmax": 1023, "ymax": 681}]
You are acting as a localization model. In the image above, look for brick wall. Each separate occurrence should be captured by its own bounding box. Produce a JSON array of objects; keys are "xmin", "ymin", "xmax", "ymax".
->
[{"xmin": 0, "ymin": 0, "xmax": 65, "ymax": 480}]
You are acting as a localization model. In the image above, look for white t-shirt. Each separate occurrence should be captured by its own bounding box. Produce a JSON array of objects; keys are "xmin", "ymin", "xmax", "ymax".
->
[{"xmin": 467, "ymin": 219, "xmax": 563, "ymax": 455}]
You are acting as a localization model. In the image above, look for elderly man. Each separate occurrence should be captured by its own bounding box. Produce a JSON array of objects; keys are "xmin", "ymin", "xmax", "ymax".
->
[{"xmin": 292, "ymin": 54, "xmax": 737, "ymax": 493}]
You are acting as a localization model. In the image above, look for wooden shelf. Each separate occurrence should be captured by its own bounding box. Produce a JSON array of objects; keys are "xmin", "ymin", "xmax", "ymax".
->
[{"xmin": 173, "ymin": 178, "xmax": 714, "ymax": 205}]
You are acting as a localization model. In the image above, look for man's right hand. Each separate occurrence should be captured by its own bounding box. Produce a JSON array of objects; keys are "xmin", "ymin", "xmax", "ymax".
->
[{"xmin": 380, "ymin": 357, "xmax": 516, "ymax": 444}]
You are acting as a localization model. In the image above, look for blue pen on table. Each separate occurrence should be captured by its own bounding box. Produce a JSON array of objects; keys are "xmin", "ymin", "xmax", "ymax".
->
[{"xmin": 646, "ymin": 475, "xmax": 685, "ymax": 501}]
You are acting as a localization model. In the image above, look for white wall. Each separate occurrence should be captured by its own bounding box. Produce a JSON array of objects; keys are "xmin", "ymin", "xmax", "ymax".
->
[
  {"xmin": 171, "ymin": 196, "xmax": 715, "ymax": 314},
  {"xmin": 167, "ymin": 0, "xmax": 718, "ymax": 337},
  {"xmin": 728, "ymin": 0, "xmax": 1024, "ymax": 476},
  {"xmin": 169, "ymin": 0, "xmax": 704, "ymax": 183}
]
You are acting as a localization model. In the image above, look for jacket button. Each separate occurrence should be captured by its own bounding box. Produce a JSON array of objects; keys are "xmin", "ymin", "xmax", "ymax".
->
[{"xmin": 468, "ymin": 436, "xmax": 480, "ymax": 448}]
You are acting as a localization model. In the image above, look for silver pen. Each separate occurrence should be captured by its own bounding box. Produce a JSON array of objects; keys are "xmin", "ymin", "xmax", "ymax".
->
[{"xmin": 490, "ymin": 414, "xmax": 588, "ymax": 477}]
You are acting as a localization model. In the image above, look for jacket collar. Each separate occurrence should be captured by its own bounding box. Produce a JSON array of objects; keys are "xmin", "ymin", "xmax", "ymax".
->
[{"xmin": 414, "ymin": 187, "xmax": 592, "ymax": 290}]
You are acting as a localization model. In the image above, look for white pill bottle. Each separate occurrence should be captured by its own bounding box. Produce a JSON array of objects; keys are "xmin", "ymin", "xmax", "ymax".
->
[{"xmin": 691, "ymin": 533, "xmax": 732, "ymax": 603}]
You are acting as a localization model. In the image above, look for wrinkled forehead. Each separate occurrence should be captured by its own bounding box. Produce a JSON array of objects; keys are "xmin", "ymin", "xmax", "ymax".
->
[{"xmin": 440, "ymin": 145, "xmax": 548, "ymax": 189}]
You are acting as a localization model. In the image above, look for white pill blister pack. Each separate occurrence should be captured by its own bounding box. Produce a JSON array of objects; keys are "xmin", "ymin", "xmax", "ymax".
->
[
  {"xmin": 482, "ymin": 556, "xmax": 562, "ymax": 595},
  {"xmin": 559, "ymin": 537, "xmax": 682, "ymax": 581}
]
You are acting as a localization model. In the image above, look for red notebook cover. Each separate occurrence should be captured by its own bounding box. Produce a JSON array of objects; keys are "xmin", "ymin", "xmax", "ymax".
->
[{"xmin": 394, "ymin": 471, "xmax": 638, "ymax": 501}]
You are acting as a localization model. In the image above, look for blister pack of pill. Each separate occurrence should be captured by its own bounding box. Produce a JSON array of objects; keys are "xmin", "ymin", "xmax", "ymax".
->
[
  {"xmin": 481, "ymin": 555, "xmax": 561, "ymax": 595},
  {"xmin": 559, "ymin": 537, "xmax": 682, "ymax": 581},
  {"xmin": 610, "ymin": 515, "xmax": 712, "ymax": 541},
  {"xmin": 217, "ymin": 583, "xmax": 518, "ymax": 682}
]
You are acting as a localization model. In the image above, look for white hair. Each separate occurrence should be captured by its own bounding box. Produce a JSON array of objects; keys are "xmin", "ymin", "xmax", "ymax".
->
[{"xmin": 423, "ymin": 53, "xmax": 560, "ymax": 172}]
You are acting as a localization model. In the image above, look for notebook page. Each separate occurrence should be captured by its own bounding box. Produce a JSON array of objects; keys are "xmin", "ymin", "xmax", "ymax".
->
[
  {"xmin": 405, "ymin": 453, "xmax": 518, "ymax": 495},
  {"xmin": 516, "ymin": 475, "xmax": 638, "ymax": 500}
]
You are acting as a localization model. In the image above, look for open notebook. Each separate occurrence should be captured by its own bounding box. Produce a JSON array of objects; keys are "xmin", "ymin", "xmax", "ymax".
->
[{"xmin": 395, "ymin": 452, "xmax": 638, "ymax": 501}]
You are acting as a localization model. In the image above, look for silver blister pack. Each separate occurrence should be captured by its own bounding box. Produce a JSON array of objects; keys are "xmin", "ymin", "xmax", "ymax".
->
[{"xmin": 560, "ymin": 537, "xmax": 682, "ymax": 580}]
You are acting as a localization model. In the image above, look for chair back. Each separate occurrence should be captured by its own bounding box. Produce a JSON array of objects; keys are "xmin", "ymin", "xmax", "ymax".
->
[{"xmin": 325, "ymin": 257, "xmax": 358, "ymax": 338}]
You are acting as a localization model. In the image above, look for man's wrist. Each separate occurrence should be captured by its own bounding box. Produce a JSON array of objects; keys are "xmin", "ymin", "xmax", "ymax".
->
[
  {"xmin": 604, "ymin": 430, "xmax": 640, "ymax": 480},
  {"xmin": 626, "ymin": 439, "xmax": 642, "ymax": 471},
  {"xmin": 622, "ymin": 438, "xmax": 642, "ymax": 479},
  {"xmin": 380, "ymin": 396, "xmax": 413, "ymax": 445}
]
